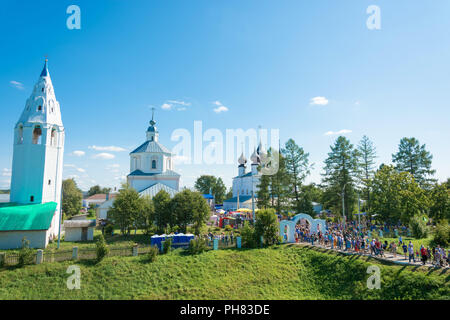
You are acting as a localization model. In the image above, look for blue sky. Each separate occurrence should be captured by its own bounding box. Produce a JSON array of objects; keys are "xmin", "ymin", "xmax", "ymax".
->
[{"xmin": 1, "ymin": 0, "xmax": 449, "ymax": 191}]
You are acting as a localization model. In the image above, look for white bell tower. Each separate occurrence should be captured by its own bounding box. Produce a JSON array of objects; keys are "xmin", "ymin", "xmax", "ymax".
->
[{"xmin": 10, "ymin": 59, "xmax": 65, "ymax": 237}]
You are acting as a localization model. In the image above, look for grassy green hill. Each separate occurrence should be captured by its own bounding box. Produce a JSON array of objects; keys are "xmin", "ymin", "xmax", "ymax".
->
[{"xmin": 0, "ymin": 245, "xmax": 448, "ymax": 300}]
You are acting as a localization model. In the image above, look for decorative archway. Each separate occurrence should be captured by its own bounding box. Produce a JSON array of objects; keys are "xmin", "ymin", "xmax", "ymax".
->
[{"xmin": 279, "ymin": 213, "xmax": 327, "ymax": 243}]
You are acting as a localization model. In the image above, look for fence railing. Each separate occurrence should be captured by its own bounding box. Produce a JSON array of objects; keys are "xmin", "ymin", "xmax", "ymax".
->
[
  {"xmin": 0, "ymin": 237, "xmax": 243, "ymax": 268},
  {"xmin": 0, "ymin": 245, "xmax": 148, "ymax": 267}
]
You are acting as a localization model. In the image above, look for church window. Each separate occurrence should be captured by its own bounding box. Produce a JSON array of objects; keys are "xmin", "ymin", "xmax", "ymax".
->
[
  {"xmin": 38, "ymin": 105, "xmax": 42, "ymax": 111},
  {"xmin": 48, "ymin": 179, "xmax": 51, "ymax": 185},
  {"xmin": 30, "ymin": 196, "xmax": 34, "ymax": 202},
  {"xmin": 17, "ymin": 125, "xmax": 23, "ymax": 144},
  {"xmin": 150, "ymin": 136, "xmax": 154, "ymax": 141},
  {"xmin": 32, "ymin": 126, "xmax": 42, "ymax": 144},
  {"xmin": 51, "ymin": 128, "xmax": 57, "ymax": 146},
  {"xmin": 152, "ymin": 160, "xmax": 157, "ymax": 169},
  {"xmin": 42, "ymin": 88, "xmax": 44, "ymax": 92}
]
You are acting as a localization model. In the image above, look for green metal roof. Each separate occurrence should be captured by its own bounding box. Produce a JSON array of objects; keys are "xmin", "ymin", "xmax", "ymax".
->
[{"xmin": 0, "ymin": 202, "xmax": 57, "ymax": 231}]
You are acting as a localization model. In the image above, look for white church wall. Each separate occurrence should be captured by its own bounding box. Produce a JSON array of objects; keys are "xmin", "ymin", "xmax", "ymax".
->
[{"xmin": 0, "ymin": 230, "xmax": 49, "ymax": 250}]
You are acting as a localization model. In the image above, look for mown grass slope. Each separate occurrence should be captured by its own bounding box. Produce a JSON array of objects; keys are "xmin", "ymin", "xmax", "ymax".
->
[{"xmin": 0, "ymin": 245, "xmax": 448, "ymax": 300}]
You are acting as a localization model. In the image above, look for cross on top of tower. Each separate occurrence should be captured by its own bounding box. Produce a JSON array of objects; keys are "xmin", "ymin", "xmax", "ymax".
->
[{"xmin": 150, "ymin": 107, "xmax": 156, "ymax": 126}]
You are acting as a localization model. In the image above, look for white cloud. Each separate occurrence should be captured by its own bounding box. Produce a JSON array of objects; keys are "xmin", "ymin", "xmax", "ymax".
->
[
  {"xmin": 76, "ymin": 168, "xmax": 86, "ymax": 173},
  {"xmin": 310, "ymin": 96, "xmax": 329, "ymax": 106},
  {"xmin": 324, "ymin": 129, "xmax": 352, "ymax": 136},
  {"xmin": 168, "ymin": 100, "xmax": 191, "ymax": 106},
  {"xmin": 70, "ymin": 150, "xmax": 85, "ymax": 157},
  {"xmin": 0, "ymin": 178, "xmax": 11, "ymax": 188},
  {"xmin": 213, "ymin": 101, "xmax": 229, "ymax": 113},
  {"xmin": 88, "ymin": 145, "xmax": 126, "ymax": 152},
  {"xmin": 10, "ymin": 80, "xmax": 24, "ymax": 90},
  {"xmin": 1, "ymin": 168, "xmax": 12, "ymax": 177},
  {"xmin": 93, "ymin": 153, "xmax": 115, "ymax": 160},
  {"xmin": 161, "ymin": 100, "xmax": 191, "ymax": 111},
  {"xmin": 64, "ymin": 164, "xmax": 76, "ymax": 168}
]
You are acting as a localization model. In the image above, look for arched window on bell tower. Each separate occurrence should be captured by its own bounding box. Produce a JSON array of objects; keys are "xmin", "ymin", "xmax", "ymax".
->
[
  {"xmin": 32, "ymin": 125, "xmax": 42, "ymax": 145},
  {"xmin": 152, "ymin": 159, "xmax": 157, "ymax": 169},
  {"xmin": 17, "ymin": 125, "xmax": 23, "ymax": 144},
  {"xmin": 51, "ymin": 128, "xmax": 57, "ymax": 146}
]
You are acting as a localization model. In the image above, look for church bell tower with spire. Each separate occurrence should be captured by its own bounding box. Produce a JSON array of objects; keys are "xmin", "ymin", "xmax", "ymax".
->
[{"xmin": 10, "ymin": 59, "xmax": 65, "ymax": 237}]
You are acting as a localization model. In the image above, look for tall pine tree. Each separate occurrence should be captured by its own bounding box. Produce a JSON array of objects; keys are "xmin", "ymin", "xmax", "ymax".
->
[
  {"xmin": 392, "ymin": 137, "xmax": 436, "ymax": 188},
  {"xmin": 357, "ymin": 135, "xmax": 377, "ymax": 213},
  {"xmin": 282, "ymin": 139, "xmax": 311, "ymax": 214},
  {"xmin": 322, "ymin": 136, "xmax": 359, "ymax": 220}
]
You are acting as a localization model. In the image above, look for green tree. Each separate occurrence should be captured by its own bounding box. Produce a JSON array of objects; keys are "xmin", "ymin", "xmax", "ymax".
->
[
  {"xmin": 62, "ymin": 178, "xmax": 82, "ymax": 218},
  {"xmin": 429, "ymin": 182, "xmax": 450, "ymax": 221},
  {"xmin": 392, "ymin": 137, "xmax": 436, "ymax": 187},
  {"xmin": 137, "ymin": 196, "xmax": 155, "ymax": 234},
  {"xmin": 297, "ymin": 185, "xmax": 314, "ymax": 216},
  {"xmin": 255, "ymin": 208, "xmax": 280, "ymax": 246},
  {"xmin": 409, "ymin": 214, "xmax": 429, "ymax": 239},
  {"xmin": 357, "ymin": 135, "xmax": 377, "ymax": 213},
  {"xmin": 322, "ymin": 136, "xmax": 359, "ymax": 220},
  {"xmin": 194, "ymin": 175, "xmax": 227, "ymax": 204},
  {"xmin": 282, "ymin": 139, "xmax": 311, "ymax": 214},
  {"xmin": 95, "ymin": 234, "xmax": 109, "ymax": 263},
  {"xmin": 303, "ymin": 183, "xmax": 324, "ymax": 203},
  {"xmin": 267, "ymin": 149, "xmax": 291, "ymax": 215},
  {"xmin": 225, "ymin": 187, "xmax": 233, "ymax": 200},
  {"xmin": 257, "ymin": 173, "xmax": 271, "ymax": 210},
  {"xmin": 370, "ymin": 165, "xmax": 430, "ymax": 224},
  {"xmin": 171, "ymin": 190, "xmax": 193, "ymax": 233},
  {"xmin": 191, "ymin": 191, "xmax": 211, "ymax": 235},
  {"xmin": 109, "ymin": 184, "xmax": 146, "ymax": 235},
  {"xmin": 153, "ymin": 190, "xmax": 173, "ymax": 234},
  {"xmin": 87, "ymin": 185, "xmax": 111, "ymax": 197}
]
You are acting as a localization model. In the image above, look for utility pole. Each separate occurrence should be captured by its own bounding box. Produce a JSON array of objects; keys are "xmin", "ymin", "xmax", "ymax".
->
[
  {"xmin": 341, "ymin": 184, "xmax": 346, "ymax": 226},
  {"xmin": 251, "ymin": 174, "xmax": 255, "ymax": 224},
  {"xmin": 357, "ymin": 191, "xmax": 361, "ymax": 229},
  {"xmin": 57, "ymin": 188, "xmax": 62, "ymax": 249}
]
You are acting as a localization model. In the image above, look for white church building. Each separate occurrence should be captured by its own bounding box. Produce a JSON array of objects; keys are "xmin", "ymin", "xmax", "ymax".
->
[
  {"xmin": 98, "ymin": 110, "xmax": 180, "ymax": 220},
  {"xmin": 0, "ymin": 60, "xmax": 64, "ymax": 249},
  {"xmin": 223, "ymin": 143, "xmax": 264, "ymax": 211},
  {"xmin": 127, "ymin": 110, "xmax": 180, "ymax": 197}
]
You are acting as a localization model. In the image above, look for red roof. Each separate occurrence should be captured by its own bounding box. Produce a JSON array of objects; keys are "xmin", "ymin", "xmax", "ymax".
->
[{"xmin": 85, "ymin": 194, "xmax": 107, "ymax": 200}]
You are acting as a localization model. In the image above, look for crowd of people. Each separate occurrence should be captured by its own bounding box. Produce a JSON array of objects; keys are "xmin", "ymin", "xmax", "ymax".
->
[{"xmin": 294, "ymin": 220, "xmax": 449, "ymax": 268}]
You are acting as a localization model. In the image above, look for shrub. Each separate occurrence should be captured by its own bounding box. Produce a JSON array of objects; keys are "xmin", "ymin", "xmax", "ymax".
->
[
  {"xmin": 162, "ymin": 237, "xmax": 173, "ymax": 254},
  {"xmin": 255, "ymin": 208, "xmax": 280, "ymax": 246},
  {"xmin": 241, "ymin": 223, "xmax": 259, "ymax": 248},
  {"xmin": 409, "ymin": 215, "xmax": 429, "ymax": 239},
  {"xmin": 148, "ymin": 245, "xmax": 159, "ymax": 262},
  {"xmin": 430, "ymin": 221, "xmax": 450, "ymax": 247},
  {"xmin": 104, "ymin": 224, "xmax": 114, "ymax": 236},
  {"xmin": 95, "ymin": 234, "xmax": 109, "ymax": 263},
  {"xmin": 188, "ymin": 238, "xmax": 209, "ymax": 255},
  {"xmin": 18, "ymin": 238, "xmax": 34, "ymax": 267},
  {"xmin": 225, "ymin": 225, "xmax": 232, "ymax": 232}
]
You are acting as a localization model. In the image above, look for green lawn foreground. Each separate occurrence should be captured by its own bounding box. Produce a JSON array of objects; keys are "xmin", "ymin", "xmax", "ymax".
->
[{"xmin": 0, "ymin": 244, "xmax": 448, "ymax": 300}]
